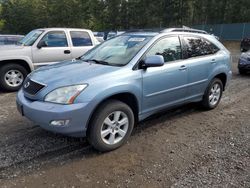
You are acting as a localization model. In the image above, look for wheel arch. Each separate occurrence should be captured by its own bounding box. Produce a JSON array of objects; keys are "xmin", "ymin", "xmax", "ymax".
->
[
  {"xmin": 214, "ymin": 73, "xmax": 227, "ymax": 91},
  {"xmin": 86, "ymin": 92, "xmax": 139, "ymax": 134},
  {"xmin": 0, "ymin": 59, "xmax": 33, "ymax": 73}
]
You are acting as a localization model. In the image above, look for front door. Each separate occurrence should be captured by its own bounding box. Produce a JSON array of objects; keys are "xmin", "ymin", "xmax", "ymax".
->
[
  {"xmin": 32, "ymin": 30, "xmax": 72, "ymax": 66},
  {"xmin": 142, "ymin": 36, "xmax": 188, "ymax": 114}
]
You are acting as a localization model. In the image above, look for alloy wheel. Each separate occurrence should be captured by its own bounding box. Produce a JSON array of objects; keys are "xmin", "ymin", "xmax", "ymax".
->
[
  {"xmin": 100, "ymin": 111, "xmax": 129, "ymax": 145},
  {"xmin": 209, "ymin": 83, "xmax": 221, "ymax": 106},
  {"xmin": 4, "ymin": 70, "xmax": 24, "ymax": 87}
]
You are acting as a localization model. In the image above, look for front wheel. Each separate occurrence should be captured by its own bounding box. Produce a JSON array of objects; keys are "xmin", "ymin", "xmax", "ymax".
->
[
  {"xmin": 239, "ymin": 69, "xmax": 247, "ymax": 75},
  {"xmin": 201, "ymin": 78, "xmax": 223, "ymax": 110},
  {"xmin": 0, "ymin": 64, "xmax": 28, "ymax": 91},
  {"xmin": 87, "ymin": 100, "xmax": 135, "ymax": 152}
]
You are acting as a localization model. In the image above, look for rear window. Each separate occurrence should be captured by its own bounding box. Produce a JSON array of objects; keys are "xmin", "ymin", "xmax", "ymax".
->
[
  {"xmin": 184, "ymin": 36, "xmax": 220, "ymax": 58},
  {"xmin": 70, "ymin": 31, "xmax": 92, "ymax": 47}
]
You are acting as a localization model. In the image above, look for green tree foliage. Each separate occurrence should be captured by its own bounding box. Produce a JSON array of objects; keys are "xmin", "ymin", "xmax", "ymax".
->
[
  {"xmin": 0, "ymin": 3, "xmax": 4, "ymax": 31},
  {"xmin": 0, "ymin": 0, "xmax": 250, "ymax": 34}
]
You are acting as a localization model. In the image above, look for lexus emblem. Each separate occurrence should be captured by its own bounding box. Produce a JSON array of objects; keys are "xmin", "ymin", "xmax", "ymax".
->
[{"xmin": 24, "ymin": 82, "xmax": 30, "ymax": 88}]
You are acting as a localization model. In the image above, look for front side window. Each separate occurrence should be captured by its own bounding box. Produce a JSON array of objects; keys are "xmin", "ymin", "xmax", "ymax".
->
[
  {"xmin": 40, "ymin": 31, "xmax": 68, "ymax": 47},
  {"xmin": 145, "ymin": 36, "xmax": 182, "ymax": 63},
  {"xmin": 81, "ymin": 35, "xmax": 153, "ymax": 66},
  {"xmin": 184, "ymin": 37, "xmax": 219, "ymax": 58},
  {"xmin": 70, "ymin": 31, "xmax": 92, "ymax": 46}
]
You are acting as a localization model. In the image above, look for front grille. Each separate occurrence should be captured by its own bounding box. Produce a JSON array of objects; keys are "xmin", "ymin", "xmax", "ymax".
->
[{"xmin": 23, "ymin": 78, "xmax": 45, "ymax": 95}]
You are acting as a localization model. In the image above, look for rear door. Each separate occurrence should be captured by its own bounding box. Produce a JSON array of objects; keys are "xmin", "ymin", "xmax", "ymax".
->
[
  {"xmin": 32, "ymin": 30, "xmax": 72, "ymax": 66},
  {"xmin": 181, "ymin": 35, "xmax": 220, "ymax": 99},
  {"xmin": 69, "ymin": 31, "xmax": 95, "ymax": 58}
]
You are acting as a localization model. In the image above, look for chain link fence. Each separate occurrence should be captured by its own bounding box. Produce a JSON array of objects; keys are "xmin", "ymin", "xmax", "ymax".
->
[{"xmin": 193, "ymin": 23, "xmax": 250, "ymax": 41}]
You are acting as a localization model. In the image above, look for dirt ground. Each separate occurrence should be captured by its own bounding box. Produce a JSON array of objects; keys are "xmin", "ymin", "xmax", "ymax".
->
[{"xmin": 0, "ymin": 42, "xmax": 249, "ymax": 188}]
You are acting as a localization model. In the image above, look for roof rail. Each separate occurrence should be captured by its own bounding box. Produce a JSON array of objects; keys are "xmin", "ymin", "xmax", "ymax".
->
[
  {"xmin": 125, "ymin": 29, "xmax": 161, "ymax": 33},
  {"xmin": 161, "ymin": 28, "xmax": 208, "ymax": 34},
  {"xmin": 124, "ymin": 27, "xmax": 208, "ymax": 34}
]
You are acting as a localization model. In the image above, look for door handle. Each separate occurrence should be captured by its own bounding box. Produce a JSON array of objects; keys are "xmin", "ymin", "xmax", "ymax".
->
[
  {"xmin": 211, "ymin": 59, "xmax": 216, "ymax": 64},
  {"xmin": 64, "ymin": 50, "xmax": 71, "ymax": 54},
  {"xmin": 179, "ymin": 65, "xmax": 187, "ymax": 71}
]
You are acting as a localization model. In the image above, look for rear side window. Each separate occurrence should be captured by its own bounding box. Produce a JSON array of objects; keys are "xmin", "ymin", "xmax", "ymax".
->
[
  {"xmin": 146, "ymin": 36, "xmax": 182, "ymax": 63},
  {"xmin": 70, "ymin": 31, "xmax": 92, "ymax": 46},
  {"xmin": 183, "ymin": 37, "xmax": 219, "ymax": 58},
  {"xmin": 40, "ymin": 31, "xmax": 68, "ymax": 47}
]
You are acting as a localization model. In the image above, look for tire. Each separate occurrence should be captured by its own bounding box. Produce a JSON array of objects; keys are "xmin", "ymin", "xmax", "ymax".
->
[
  {"xmin": 201, "ymin": 78, "xmax": 223, "ymax": 110},
  {"xmin": 241, "ymin": 47, "xmax": 247, "ymax": 52},
  {"xmin": 0, "ymin": 64, "xmax": 28, "ymax": 92},
  {"xmin": 239, "ymin": 69, "xmax": 246, "ymax": 75},
  {"xmin": 87, "ymin": 100, "xmax": 135, "ymax": 152}
]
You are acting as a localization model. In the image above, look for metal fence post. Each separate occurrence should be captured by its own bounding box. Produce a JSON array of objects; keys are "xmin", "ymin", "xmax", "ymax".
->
[
  {"xmin": 242, "ymin": 23, "xmax": 246, "ymax": 40},
  {"xmin": 220, "ymin": 24, "xmax": 223, "ymax": 40}
]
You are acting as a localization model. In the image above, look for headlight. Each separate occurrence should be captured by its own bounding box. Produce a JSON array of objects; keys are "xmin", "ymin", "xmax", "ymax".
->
[{"xmin": 44, "ymin": 84, "xmax": 87, "ymax": 104}]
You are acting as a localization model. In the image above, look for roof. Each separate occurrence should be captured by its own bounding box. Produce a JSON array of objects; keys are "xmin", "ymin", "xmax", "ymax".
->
[
  {"xmin": 0, "ymin": 35, "xmax": 24, "ymax": 37},
  {"xmin": 124, "ymin": 27, "xmax": 208, "ymax": 35},
  {"xmin": 36, "ymin": 28, "xmax": 91, "ymax": 32}
]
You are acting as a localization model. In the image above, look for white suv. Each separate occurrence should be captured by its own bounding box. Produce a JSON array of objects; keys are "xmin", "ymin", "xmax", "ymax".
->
[{"xmin": 0, "ymin": 28, "xmax": 99, "ymax": 91}]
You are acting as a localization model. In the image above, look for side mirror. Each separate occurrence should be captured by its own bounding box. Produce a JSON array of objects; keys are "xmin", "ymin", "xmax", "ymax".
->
[
  {"xmin": 37, "ymin": 40, "xmax": 47, "ymax": 49},
  {"xmin": 142, "ymin": 55, "xmax": 164, "ymax": 68}
]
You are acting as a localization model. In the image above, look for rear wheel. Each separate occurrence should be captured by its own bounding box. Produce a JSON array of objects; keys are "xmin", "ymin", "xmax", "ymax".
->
[
  {"xmin": 87, "ymin": 100, "xmax": 134, "ymax": 152},
  {"xmin": 0, "ymin": 64, "xmax": 28, "ymax": 91},
  {"xmin": 202, "ymin": 78, "xmax": 223, "ymax": 110}
]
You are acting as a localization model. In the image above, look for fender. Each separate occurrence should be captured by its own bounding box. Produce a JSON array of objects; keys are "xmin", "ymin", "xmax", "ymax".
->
[
  {"xmin": 0, "ymin": 56, "xmax": 34, "ymax": 71},
  {"xmin": 82, "ymin": 84, "xmax": 142, "ymax": 130},
  {"xmin": 82, "ymin": 83, "xmax": 142, "ymax": 111},
  {"xmin": 207, "ymin": 63, "xmax": 229, "ymax": 84}
]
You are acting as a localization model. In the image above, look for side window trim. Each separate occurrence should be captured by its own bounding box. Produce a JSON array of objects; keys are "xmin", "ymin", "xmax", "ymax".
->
[
  {"xmin": 133, "ymin": 35, "xmax": 184, "ymax": 70},
  {"xmin": 39, "ymin": 30, "xmax": 68, "ymax": 48}
]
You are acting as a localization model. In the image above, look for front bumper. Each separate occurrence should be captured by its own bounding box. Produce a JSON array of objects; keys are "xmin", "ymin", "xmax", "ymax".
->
[
  {"xmin": 238, "ymin": 59, "xmax": 250, "ymax": 71},
  {"xmin": 16, "ymin": 89, "xmax": 92, "ymax": 137}
]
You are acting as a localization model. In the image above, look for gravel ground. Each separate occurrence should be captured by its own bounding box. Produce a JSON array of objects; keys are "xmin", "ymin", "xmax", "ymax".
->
[{"xmin": 0, "ymin": 42, "xmax": 249, "ymax": 188}]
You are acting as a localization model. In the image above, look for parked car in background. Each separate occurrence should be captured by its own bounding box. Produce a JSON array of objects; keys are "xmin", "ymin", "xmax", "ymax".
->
[
  {"xmin": 93, "ymin": 32, "xmax": 105, "ymax": 43},
  {"xmin": 0, "ymin": 35, "xmax": 24, "ymax": 46},
  {"xmin": 238, "ymin": 51, "xmax": 250, "ymax": 74},
  {"xmin": 0, "ymin": 28, "xmax": 99, "ymax": 91},
  {"xmin": 95, "ymin": 37, "xmax": 104, "ymax": 43},
  {"xmin": 16, "ymin": 28, "xmax": 232, "ymax": 152},
  {"xmin": 103, "ymin": 31, "xmax": 125, "ymax": 40},
  {"xmin": 240, "ymin": 37, "xmax": 250, "ymax": 52}
]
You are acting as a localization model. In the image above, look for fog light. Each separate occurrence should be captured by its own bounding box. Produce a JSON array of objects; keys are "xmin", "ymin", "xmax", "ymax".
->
[{"xmin": 50, "ymin": 120, "xmax": 70, "ymax": 126}]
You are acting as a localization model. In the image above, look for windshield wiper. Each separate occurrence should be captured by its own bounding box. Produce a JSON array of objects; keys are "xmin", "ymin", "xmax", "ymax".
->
[{"xmin": 85, "ymin": 59, "xmax": 110, "ymax": 65}]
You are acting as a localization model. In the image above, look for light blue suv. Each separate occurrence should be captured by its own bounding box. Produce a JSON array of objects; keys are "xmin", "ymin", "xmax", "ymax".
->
[{"xmin": 16, "ymin": 28, "xmax": 232, "ymax": 152}]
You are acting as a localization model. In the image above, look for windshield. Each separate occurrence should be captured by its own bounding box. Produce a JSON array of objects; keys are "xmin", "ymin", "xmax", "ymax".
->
[
  {"xmin": 81, "ymin": 35, "xmax": 153, "ymax": 66},
  {"xmin": 18, "ymin": 30, "xmax": 44, "ymax": 46}
]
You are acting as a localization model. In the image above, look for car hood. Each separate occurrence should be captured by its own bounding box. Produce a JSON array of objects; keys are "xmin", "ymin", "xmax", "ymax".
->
[
  {"xmin": 29, "ymin": 60, "xmax": 121, "ymax": 86},
  {"xmin": 0, "ymin": 45, "xmax": 26, "ymax": 50},
  {"xmin": 0, "ymin": 45, "xmax": 31, "ymax": 58}
]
